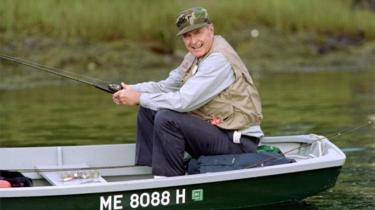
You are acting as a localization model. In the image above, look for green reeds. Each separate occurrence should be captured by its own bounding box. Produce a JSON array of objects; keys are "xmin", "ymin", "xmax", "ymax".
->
[{"xmin": 1, "ymin": 0, "xmax": 374, "ymax": 47}]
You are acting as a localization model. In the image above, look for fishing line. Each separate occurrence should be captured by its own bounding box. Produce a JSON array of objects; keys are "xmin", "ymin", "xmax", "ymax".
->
[{"xmin": 284, "ymin": 120, "xmax": 373, "ymax": 155}]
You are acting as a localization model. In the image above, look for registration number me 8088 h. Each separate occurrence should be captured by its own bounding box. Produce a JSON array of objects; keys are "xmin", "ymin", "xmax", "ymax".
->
[{"xmin": 100, "ymin": 188, "xmax": 203, "ymax": 210}]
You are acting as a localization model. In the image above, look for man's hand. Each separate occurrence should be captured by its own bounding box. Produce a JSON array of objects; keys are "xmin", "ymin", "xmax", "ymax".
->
[{"xmin": 112, "ymin": 83, "xmax": 140, "ymax": 106}]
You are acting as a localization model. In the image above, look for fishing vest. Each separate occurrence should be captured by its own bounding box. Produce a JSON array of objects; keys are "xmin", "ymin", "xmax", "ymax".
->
[{"xmin": 179, "ymin": 35, "xmax": 263, "ymax": 130}]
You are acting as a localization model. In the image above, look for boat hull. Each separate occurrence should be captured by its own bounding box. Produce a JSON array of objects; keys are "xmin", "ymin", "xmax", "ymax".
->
[{"xmin": 0, "ymin": 166, "xmax": 342, "ymax": 210}]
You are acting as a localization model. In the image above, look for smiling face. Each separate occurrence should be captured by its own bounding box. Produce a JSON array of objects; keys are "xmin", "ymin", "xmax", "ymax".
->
[{"xmin": 181, "ymin": 24, "xmax": 214, "ymax": 58}]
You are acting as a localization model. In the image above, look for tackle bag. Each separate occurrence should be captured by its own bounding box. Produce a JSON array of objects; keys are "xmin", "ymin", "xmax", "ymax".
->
[
  {"xmin": 0, "ymin": 170, "xmax": 33, "ymax": 187},
  {"xmin": 187, "ymin": 152, "xmax": 295, "ymax": 174}
]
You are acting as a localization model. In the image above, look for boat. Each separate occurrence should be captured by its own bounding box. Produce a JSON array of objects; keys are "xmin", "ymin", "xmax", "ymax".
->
[{"xmin": 0, "ymin": 134, "xmax": 346, "ymax": 210}]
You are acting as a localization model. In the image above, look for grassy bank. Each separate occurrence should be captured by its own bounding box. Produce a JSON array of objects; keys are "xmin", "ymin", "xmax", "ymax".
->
[
  {"xmin": 1, "ymin": 0, "xmax": 375, "ymax": 50},
  {"xmin": 1, "ymin": 27, "xmax": 374, "ymax": 89}
]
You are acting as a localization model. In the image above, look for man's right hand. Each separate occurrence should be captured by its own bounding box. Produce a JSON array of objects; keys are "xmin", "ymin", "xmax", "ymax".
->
[{"xmin": 112, "ymin": 83, "xmax": 140, "ymax": 106}]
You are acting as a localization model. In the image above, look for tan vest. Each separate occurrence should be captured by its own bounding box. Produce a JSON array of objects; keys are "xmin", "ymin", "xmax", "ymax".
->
[{"xmin": 179, "ymin": 35, "xmax": 263, "ymax": 130}]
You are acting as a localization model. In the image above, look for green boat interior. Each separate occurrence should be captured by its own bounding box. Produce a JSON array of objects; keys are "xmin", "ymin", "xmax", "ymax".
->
[{"xmin": 1, "ymin": 135, "xmax": 327, "ymax": 188}]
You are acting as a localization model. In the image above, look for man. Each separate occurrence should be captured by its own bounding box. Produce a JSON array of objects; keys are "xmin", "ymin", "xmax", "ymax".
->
[{"xmin": 112, "ymin": 7, "xmax": 263, "ymax": 177}]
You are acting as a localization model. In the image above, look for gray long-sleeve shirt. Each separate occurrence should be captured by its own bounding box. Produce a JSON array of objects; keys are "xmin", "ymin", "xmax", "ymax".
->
[{"xmin": 131, "ymin": 52, "xmax": 263, "ymax": 138}]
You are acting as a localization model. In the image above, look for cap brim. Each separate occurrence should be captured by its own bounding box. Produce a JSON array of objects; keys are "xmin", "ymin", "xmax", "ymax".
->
[{"xmin": 176, "ymin": 23, "xmax": 209, "ymax": 36}]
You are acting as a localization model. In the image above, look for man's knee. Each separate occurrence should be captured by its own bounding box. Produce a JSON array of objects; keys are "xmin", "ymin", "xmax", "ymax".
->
[{"xmin": 154, "ymin": 109, "xmax": 178, "ymax": 127}]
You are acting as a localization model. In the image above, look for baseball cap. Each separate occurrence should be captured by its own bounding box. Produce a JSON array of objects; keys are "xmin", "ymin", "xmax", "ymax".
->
[{"xmin": 176, "ymin": 7, "xmax": 210, "ymax": 36}]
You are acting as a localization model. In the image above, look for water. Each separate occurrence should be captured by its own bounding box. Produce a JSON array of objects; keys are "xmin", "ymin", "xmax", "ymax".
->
[{"xmin": 0, "ymin": 70, "xmax": 374, "ymax": 209}]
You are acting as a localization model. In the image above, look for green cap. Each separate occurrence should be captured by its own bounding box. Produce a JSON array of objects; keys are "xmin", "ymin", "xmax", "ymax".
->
[{"xmin": 176, "ymin": 7, "xmax": 210, "ymax": 36}]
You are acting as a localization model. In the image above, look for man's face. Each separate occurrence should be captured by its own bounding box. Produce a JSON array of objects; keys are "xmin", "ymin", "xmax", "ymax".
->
[{"xmin": 182, "ymin": 24, "xmax": 214, "ymax": 58}]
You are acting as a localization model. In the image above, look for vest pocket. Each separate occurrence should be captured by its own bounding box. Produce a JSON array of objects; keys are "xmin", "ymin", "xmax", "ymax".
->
[
  {"xmin": 219, "ymin": 108, "xmax": 253, "ymax": 130},
  {"xmin": 192, "ymin": 98, "xmax": 233, "ymax": 122}
]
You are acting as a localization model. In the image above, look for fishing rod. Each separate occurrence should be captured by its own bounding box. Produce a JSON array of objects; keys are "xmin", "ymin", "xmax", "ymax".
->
[
  {"xmin": 0, "ymin": 54, "xmax": 122, "ymax": 94},
  {"xmin": 245, "ymin": 121, "xmax": 374, "ymax": 168}
]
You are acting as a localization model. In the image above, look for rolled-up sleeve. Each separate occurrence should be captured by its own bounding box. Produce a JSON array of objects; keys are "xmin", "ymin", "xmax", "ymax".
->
[{"xmin": 139, "ymin": 52, "xmax": 235, "ymax": 112}]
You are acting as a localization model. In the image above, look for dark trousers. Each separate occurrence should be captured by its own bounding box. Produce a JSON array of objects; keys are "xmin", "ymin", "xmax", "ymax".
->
[{"xmin": 135, "ymin": 107, "xmax": 259, "ymax": 176}]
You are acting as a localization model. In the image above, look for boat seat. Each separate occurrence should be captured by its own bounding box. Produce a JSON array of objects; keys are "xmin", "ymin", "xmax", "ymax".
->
[
  {"xmin": 260, "ymin": 134, "xmax": 324, "ymax": 145},
  {"xmin": 35, "ymin": 164, "xmax": 107, "ymax": 186}
]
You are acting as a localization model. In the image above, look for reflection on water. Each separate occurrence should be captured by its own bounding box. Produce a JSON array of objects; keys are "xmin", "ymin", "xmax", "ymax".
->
[{"xmin": 0, "ymin": 70, "xmax": 374, "ymax": 209}]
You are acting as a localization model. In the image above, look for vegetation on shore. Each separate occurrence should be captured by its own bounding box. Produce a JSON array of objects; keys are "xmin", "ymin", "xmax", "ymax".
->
[{"xmin": 1, "ymin": 0, "xmax": 375, "ymax": 48}]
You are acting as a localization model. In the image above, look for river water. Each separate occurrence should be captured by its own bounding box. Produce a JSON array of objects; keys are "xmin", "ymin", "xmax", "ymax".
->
[{"xmin": 0, "ymin": 69, "xmax": 374, "ymax": 209}]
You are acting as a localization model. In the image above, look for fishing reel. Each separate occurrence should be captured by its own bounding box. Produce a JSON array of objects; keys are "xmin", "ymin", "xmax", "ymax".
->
[{"xmin": 108, "ymin": 84, "xmax": 123, "ymax": 93}]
